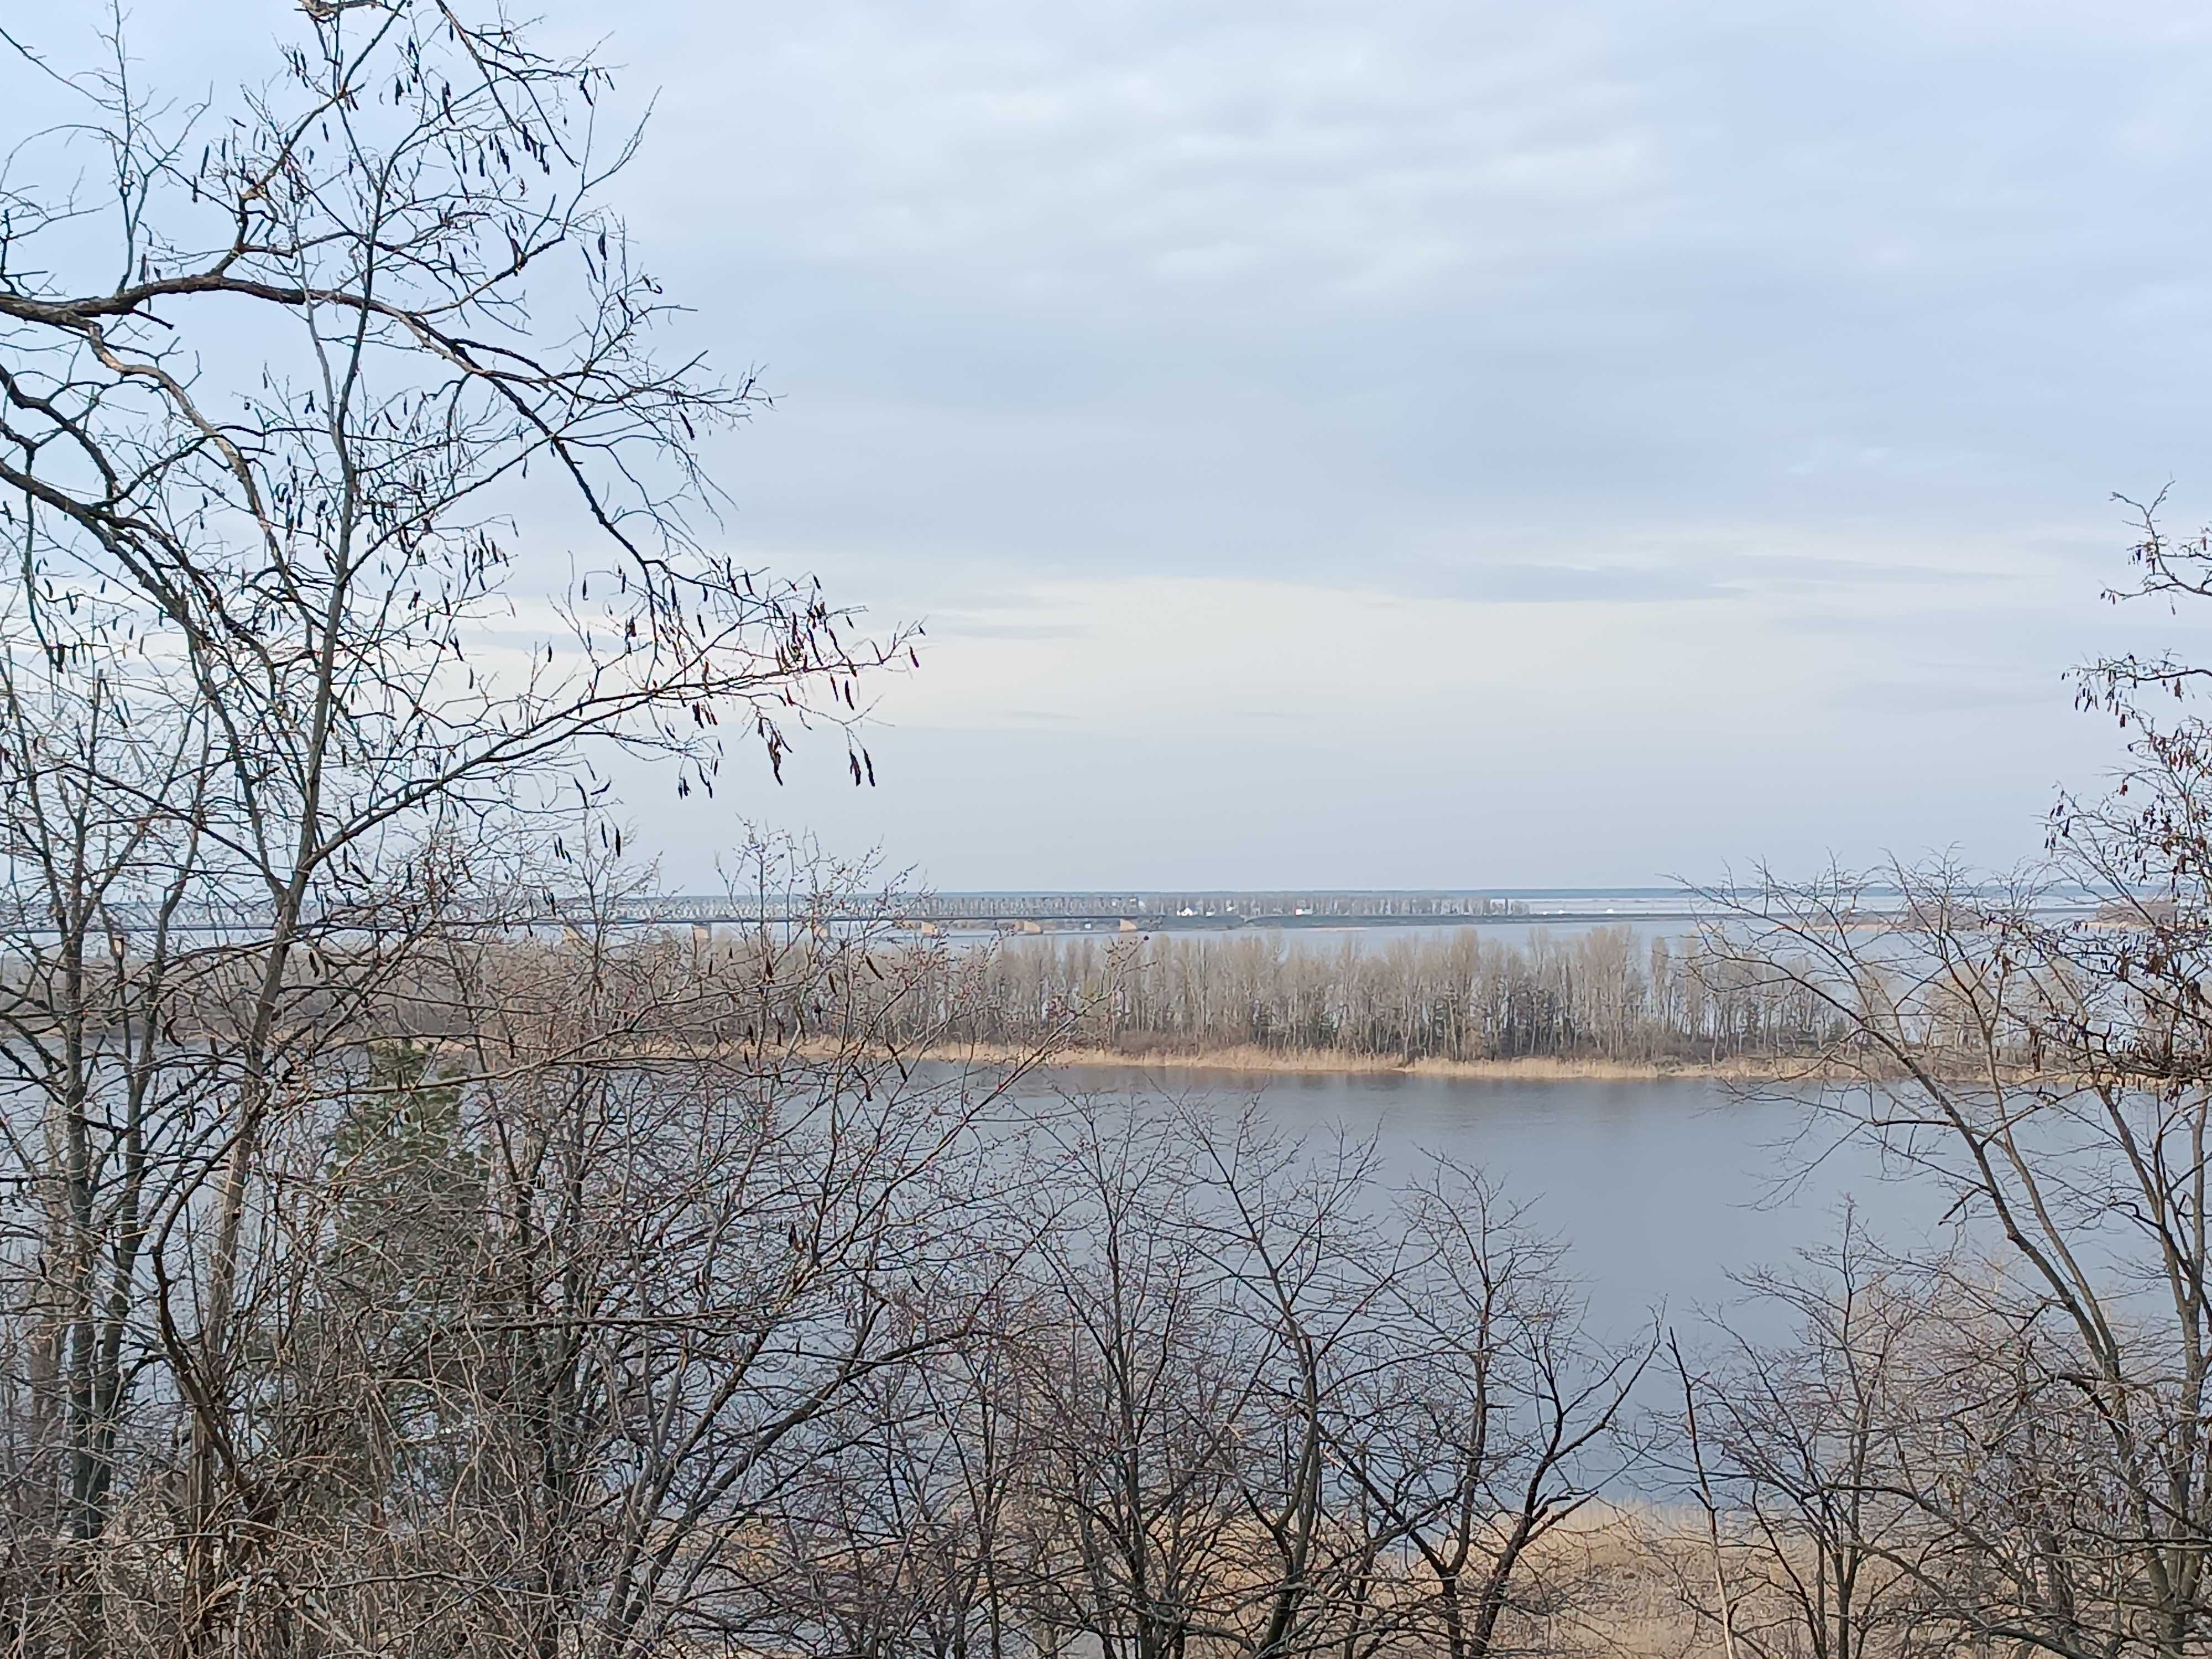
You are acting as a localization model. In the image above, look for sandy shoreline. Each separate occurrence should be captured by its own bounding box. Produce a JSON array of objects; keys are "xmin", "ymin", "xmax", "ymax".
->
[{"xmin": 916, "ymin": 1042, "xmax": 1806, "ymax": 1082}]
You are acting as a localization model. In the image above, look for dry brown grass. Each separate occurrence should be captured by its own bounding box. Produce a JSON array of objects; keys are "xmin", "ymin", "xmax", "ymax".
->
[{"xmin": 907, "ymin": 1040, "xmax": 1813, "ymax": 1083}]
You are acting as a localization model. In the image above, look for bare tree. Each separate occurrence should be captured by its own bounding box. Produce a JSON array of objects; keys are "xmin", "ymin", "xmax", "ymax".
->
[
  {"xmin": 930, "ymin": 927, "xmax": 1840, "ymax": 1070},
  {"xmin": 0, "ymin": 6, "xmax": 914, "ymax": 1653},
  {"xmin": 1691, "ymin": 494, "xmax": 2212, "ymax": 1659},
  {"xmin": 972, "ymin": 1101, "xmax": 1644, "ymax": 1659},
  {"xmin": 1328, "ymin": 1166, "xmax": 1653, "ymax": 1659},
  {"xmin": 1667, "ymin": 1219, "xmax": 1947, "ymax": 1659},
  {"xmin": 1010, "ymin": 1100, "xmax": 1269, "ymax": 1659}
]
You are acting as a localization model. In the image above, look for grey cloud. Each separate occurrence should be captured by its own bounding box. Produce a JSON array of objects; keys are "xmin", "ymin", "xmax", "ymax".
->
[
  {"xmin": 927, "ymin": 616, "xmax": 1100, "ymax": 640},
  {"xmin": 607, "ymin": 0, "xmax": 2212, "ymax": 604},
  {"xmin": 20, "ymin": 0, "xmax": 2212, "ymax": 880},
  {"xmin": 1409, "ymin": 563, "xmax": 1727, "ymax": 604},
  {"xmin": 1402, "ymin": 549, "xmax": 2006, "ymax": 605},
  {"xmin": 1836, "ymin": 673, "xmax": 2073, "ymax": 716}
]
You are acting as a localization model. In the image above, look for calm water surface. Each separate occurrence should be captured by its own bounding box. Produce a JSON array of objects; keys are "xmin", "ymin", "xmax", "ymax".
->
[{"xmin": 1003, "ymin": 1066, "xmax": 1953, "ymax": 1340}]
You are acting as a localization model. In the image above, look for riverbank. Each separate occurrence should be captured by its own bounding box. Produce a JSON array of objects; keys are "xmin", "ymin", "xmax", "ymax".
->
[{"xmin": 920, "ymin": 1041, "xmax": 1813, "ymax": 1082}]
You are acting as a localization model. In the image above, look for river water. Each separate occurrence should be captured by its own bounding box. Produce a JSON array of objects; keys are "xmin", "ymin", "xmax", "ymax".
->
[{"xmin": 1000, "ymin": 1066, "xmax": 1955, "ymax": 1343}]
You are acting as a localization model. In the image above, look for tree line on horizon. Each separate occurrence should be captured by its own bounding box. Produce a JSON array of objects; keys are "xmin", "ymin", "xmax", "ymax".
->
[
  {"xmin": 8, "ymin": 8, "xmax": 2212, "ymax": 1659},
  {"xmin": 904, "ymin": 926, "xmax": 1844, "ymax": 1065}
]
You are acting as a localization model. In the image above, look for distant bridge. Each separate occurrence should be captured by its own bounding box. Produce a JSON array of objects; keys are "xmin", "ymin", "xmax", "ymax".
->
[
  {"xmin": 13, "ymin": 888, "xmax": 2113, "ymax": 937},
  {"xmin": 29, "ymin": 889, "xmax": 1652, "ymax": 936},
  {"xmin": 586, "ymin": 886, "xmax": 2113, "ymax": 930},
  {"xmin": 624, "ymin": 890, "xmax": 1554, "ymax": 927}
]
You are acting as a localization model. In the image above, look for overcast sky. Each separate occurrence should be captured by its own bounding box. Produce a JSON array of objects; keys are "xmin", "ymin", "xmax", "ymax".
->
[{"xmin": 30, "ymin": 2, "xmax": 2212, "ymax": 889}]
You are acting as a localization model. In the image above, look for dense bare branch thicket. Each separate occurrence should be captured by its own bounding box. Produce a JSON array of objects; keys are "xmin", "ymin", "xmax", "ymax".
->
[
  {"xmin": 745, "ymin": 1101, "xmax": 1652, "ymax": 1659},
  {"xmin": 917, "ymin": 927, "xmax": 1846, "ymax": 1067},
  {"xmin": 1689, "ymin": 494, "xmax": 2212, "ymax": 1659},
  {"xmin": 1663, "ymin": 1223, "xmax": 1953, "ymax": 1659},
  {"xmin": 0, "ymin": 6, "xmax": 937, "ymax": 1654},
  {"xmin": 22, "ymin": 9, "xmax": 2212, "ymax": 1659},
  {"xmin": 0, "ymin": 11, "xmax": 1662, "ymax": 1658}
]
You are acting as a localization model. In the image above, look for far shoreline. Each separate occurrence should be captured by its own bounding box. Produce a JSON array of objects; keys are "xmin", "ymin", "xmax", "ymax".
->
[{"xmin": 917, "ymin": 1042, "xmax": 1805, "ymax": 1083}]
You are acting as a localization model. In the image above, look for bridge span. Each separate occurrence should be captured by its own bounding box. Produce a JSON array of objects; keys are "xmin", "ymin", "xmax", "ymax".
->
[
  {"xmin": 599, "ymin": 889, "xmax": 1667, "ymax": 928},
  {"xmin": 39, "ymin": 889, "xmax": 1703, "ymax": 937},
  {"xmin": 5, "ymin": 888, "xmax": 2111, "ymax": 937}
]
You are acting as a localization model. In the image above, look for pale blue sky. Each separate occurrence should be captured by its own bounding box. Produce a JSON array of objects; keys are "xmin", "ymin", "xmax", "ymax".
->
[{"xmin": 22, "ymin": 1, "xmax": 2212, "ymax": 887}]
